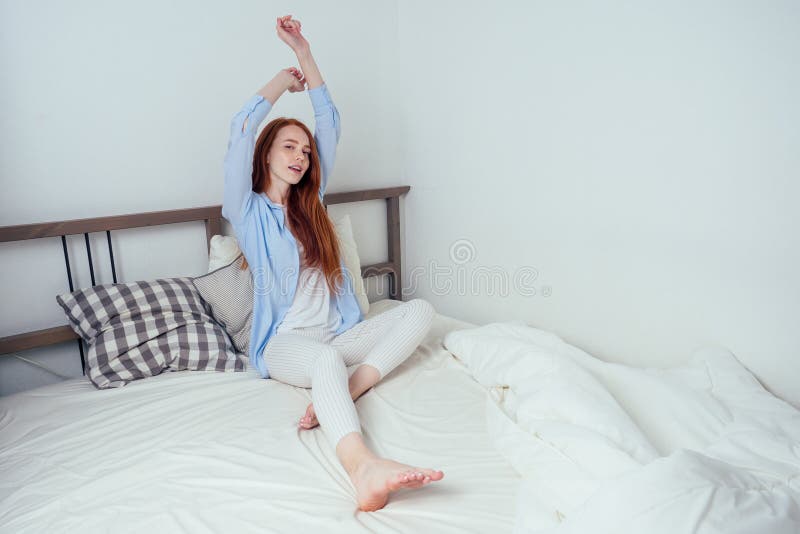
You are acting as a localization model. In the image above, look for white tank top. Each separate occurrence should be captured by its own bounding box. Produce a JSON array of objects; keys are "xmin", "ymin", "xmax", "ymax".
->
[{"xmin": 278, "ymin": 226, "xmax": 342, "ymax": 334}]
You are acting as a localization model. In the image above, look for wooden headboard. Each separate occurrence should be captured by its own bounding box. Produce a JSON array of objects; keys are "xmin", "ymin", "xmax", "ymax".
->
[{"xmin": 0, "ymin": 186, "xmax": 410, "ymax": 368}]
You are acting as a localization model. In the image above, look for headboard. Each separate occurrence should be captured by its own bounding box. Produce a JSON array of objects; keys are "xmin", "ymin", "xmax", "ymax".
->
[{"xmin": 0, "ymin": 186, "xmax": 410, "ymax": 373}]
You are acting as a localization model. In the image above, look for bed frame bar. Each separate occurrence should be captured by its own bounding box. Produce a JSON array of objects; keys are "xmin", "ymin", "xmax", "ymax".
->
[{"xmin": 0, "ymin": 186, "xmax": 410, "ymax": 361}]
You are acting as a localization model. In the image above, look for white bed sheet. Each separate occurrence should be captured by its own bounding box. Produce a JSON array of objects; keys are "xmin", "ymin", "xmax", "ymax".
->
[{"xmin": 0, "ymin": 299, "xmax": 523, "ymax": 534}]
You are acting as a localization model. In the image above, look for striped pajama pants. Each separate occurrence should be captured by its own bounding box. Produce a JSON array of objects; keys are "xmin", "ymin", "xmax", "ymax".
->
[{"xmin": 263, "ymin": 298, "xmax": 435, "ymax": 448}]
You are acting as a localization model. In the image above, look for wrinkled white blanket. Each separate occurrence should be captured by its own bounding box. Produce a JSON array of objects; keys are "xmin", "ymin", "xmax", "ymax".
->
[{"xmin": 443, "ymin": 321, "xmax": 800, "ymax": 534}]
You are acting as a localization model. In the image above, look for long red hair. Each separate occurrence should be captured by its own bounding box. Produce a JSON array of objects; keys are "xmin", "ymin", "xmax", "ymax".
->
[{"xmin": 247, "ymin": 117, "xmax": 345, "ymax": 295}]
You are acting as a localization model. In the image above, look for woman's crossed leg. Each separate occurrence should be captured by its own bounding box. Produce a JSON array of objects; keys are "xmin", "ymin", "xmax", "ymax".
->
[
  {"xmin": 263, "ymin": 299, "xmax": 442, "ymax": 510},
  {"xmin": 299, "ymin": 298, "xmax": 436, "ymax": 429}
]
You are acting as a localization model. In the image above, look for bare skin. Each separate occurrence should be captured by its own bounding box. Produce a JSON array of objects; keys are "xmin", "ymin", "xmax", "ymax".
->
[
  {"xmin": 268, "ymin": 15, "xmax": 444, "ymax": 511},
  {"xmin": 301, "ymin": 368, "xmax": 445, "ymax": 511},
  {"xmin": 337, "ymin": 432, "xmax": 445, "ymax": 512}
]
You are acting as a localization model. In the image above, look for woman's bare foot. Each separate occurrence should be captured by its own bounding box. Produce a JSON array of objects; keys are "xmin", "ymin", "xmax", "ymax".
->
[
  {"xmin": 299, "ymin": 402, "xmax": 319, "ymax": 430},
  {"xmin": 351, "ymin": 458, "xmax": 444, "ymax": 512}
]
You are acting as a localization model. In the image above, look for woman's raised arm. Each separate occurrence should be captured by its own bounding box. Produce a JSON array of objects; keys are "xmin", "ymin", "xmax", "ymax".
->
[
  {"xmin": 277, "ymin": 15, "xmax": 340, "ymax": 199},
  {"xmin": 276, "ymin": 16, "xmax": 323, "ymax": 90},
  {"xmin": 257, "ymin": 67, "xmax": 307, "ymax": 105},
  {"xmin": 222, "ymin": 69, "xmax": 305, "ymax": 226}
]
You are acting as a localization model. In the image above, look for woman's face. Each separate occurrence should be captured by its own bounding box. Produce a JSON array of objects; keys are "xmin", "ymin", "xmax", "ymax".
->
[{"xmin": 267, "ymin": 125, "xmax": 312, "ymax": 187}]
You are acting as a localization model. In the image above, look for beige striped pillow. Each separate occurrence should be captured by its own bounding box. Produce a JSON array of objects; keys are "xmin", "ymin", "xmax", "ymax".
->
[{"xmin": 192, "ymin": 254, "xmax": 253, "ymax": 355}]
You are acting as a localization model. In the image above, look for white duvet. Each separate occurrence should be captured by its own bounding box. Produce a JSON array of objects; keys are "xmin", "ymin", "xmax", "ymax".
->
[{"xmin": 443, "ymin": 321, "xmax": 800, "ymax": 534}]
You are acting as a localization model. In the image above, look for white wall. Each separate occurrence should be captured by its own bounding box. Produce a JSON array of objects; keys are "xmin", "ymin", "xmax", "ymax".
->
[
  {"xmin": 0, "ymin": 0, "xmax": 402, "ymax": 394},
  {"xmin": 397, "ymin": 0, "xmax": 799, "ymax": 406},
  {"xmin": 3, "ymin": 1, "xmax": 798, "ymax": 407}
]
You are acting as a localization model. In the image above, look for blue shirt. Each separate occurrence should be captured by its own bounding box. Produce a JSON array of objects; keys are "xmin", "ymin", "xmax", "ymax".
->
[{"xmin": 222, "ymin": 84, "xmax": 363, "ymax": 378}]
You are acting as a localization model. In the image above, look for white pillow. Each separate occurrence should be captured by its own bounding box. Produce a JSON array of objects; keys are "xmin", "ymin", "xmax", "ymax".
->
[
  {"xmin": 208, "ymin": 214, "xmax": 369, "ymax": 315},
  {"xmin": 332, "ymin": 214, "xmax": 370, "ymax": 316},
  {"xmin": 208, "ymin": 235, "xmax": 242, "ymax": 271}
]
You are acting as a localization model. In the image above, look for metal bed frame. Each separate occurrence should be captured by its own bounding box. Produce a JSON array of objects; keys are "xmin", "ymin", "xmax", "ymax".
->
[{"xmin": 0, "ymin": 186, "xmax": 410, "ymax": 374}]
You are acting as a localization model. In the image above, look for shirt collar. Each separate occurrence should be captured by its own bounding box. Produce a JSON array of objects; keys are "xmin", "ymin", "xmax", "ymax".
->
[{"xmin": 259, "ymin": 192, "xmax": 285, "ymax": 210}]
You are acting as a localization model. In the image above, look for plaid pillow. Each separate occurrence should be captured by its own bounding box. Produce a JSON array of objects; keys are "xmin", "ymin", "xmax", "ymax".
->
[{"xmin": 56, "ymin": 277, "xmax": 246, "ymax": 389}]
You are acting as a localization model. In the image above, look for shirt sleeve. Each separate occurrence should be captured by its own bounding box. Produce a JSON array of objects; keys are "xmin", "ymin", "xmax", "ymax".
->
[
  {"xmin": 308, "ymin": 84, "xmax": 341, "ymax": 202},
  {"xmin": 222, "ymin": 95, "xmax": 273, "ymax": 226}
]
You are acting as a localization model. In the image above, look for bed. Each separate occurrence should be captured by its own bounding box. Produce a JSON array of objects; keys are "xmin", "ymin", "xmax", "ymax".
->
[
  {"xmin": 0, "ymin": 186, "xmax": 523, "ymax": 533},
  {"xmin": 0, "ymin": 298, "xmax": 528, "ymax": 533},
  {"xmin": 2, "ymin": 187, "xmax": 799, "ymax": 533}
]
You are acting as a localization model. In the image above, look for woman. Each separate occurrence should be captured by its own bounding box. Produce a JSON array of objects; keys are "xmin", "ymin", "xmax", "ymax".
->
[{"xmin": 222, "ymin": 15, "xmax": 444, "ymax": 512}]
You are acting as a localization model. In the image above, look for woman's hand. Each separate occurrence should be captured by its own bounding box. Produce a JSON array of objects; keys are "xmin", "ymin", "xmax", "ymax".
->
[
  {"xmin": 257, "ymin": 67, "xmax": 305, "ymax": 105},
  {"xmin": 279, "ymin": 67, "xmax": 306, "ymax": 93},
  {"xmin": 276, "ymin": 15, "xmax": 310, "ymax": 54}
]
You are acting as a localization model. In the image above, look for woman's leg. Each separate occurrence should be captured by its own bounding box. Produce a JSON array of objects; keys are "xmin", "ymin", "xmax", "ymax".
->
[
  {"xmin": 263, "ymin": 323, "xmax": 444, "ymax": 511},
  {"xmin": 334, "ymin": 298, "xmax": 435, "ymax": 377},
  {"xmin": 330, "ymin": 299, "xmax": 442, "ymax": 511},
  {"xmin": 298, "ymin": 299, "xmax": 435, "ymax": 429},
  {"xmin": 263, "ymin": 331, "xmax": 361, "ymax": 447}
]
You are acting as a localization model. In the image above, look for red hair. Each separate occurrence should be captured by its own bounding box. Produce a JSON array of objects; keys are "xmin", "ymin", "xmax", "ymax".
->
[{"xmin": 244, "ymin": 117, "xmax": 345, "ymax": 295}]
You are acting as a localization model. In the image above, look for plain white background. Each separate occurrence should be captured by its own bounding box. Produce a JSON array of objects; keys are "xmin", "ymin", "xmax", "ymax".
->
[{"xmin": 1, "ymin": 0, "xmax": 798, "ymax": 406}]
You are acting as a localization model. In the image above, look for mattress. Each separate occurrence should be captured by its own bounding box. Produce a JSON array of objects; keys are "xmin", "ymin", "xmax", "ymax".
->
[{"xmin": 0, "ymin": 299, "xmax": 522, "ymax": 533}]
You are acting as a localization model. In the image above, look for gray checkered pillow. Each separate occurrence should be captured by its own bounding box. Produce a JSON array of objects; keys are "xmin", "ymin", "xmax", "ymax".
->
[
  {"xmin": 56, "ymin": 277, "xmax": 246, "ymax": 389},
  {"xmin": 191, "ymin": 254, "xmax": 253, "ymax": 354}
]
